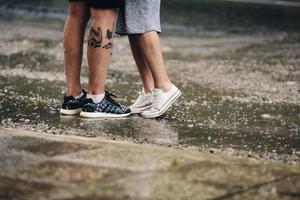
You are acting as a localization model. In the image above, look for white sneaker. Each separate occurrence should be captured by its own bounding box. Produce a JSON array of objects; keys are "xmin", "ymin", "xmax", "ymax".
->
[
  {"xmin": 141, "ymin": 84, "xmax": 181, "ymax": 118},
  {"xmin": 130, "ymin": 90, "xmax": 153, "ymax": 114}
]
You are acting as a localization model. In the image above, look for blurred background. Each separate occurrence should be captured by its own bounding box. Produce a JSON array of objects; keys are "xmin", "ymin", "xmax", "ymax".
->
[
  {"xmin": 0, "ymin": 0, "xmax": 299, "ymax": 161},
  {"xmin": 1, "ymin": 1, "xmax": 300, "ymax": 199},
  {"xmin": 1, "ymin": 0, "xmax": 300, "ymax": 33}
]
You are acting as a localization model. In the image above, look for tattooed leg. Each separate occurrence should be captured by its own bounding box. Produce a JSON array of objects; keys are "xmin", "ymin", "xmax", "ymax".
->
[
  {"xmin": 87, "ymin": 8, "xmax": 118, "ymax": 95},
  {"xmin": 88, "ymin": 26, "xmax": 102, "ymax": 48}
]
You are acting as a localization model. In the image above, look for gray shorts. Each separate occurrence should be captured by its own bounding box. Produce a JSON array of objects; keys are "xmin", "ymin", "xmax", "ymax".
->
[{"xmin": 115, "ymin": 0, "xmax": 162, "ymax": 35}]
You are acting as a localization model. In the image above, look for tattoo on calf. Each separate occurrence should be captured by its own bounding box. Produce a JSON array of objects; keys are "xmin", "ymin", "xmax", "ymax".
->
[
  {"xmin": 102, "ymin": 42, "xmax": 113, "ymax": 50},
  {"xmin": 88, "ymin": 26, "xmax": 102, "ymax": 48},
  {"xmin": 88, "ymin": 27, "xmax": 113, "ymax": 50},
  {"xmin": 102, "ymin": 29, "xmax": 113, "ymax": 50},
  {"xmin": 106, "ymin": 29, "xmax": 113, "ymax": 39}
]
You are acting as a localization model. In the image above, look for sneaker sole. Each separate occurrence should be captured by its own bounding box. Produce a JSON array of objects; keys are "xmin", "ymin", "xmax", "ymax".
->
[
  {"xmin": 142, "ymin": 89, "xmax": 182, "ymax": 119},
  {"xmin": 80, "ymin": 111, "xmax": 131, "ymax": 118},
  {"xmin": 60, "ymin": 108, "xmax": 82, "ymax": 115},
  {"xmin": 130, "ymin": 105, "xmax": 152, "ymax": 114}
]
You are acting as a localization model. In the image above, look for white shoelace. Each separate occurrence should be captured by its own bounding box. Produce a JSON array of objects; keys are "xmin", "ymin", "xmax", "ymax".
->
[
  {"xmin": 150, "ymin": 90, "xmax": 163, "ymax": 111},
  {"xmin": 132, "ymin": 92, "xmax": 151, "ymax": 108}
]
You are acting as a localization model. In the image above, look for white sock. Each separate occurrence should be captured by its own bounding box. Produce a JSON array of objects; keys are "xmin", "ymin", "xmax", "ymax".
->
[
  {"xmin": 87, "ymin": 93, "xmax": 105, "ymax": 103},
  {"xmin": 74, "ymin": 91, "xmax": 84, "ymax": 100}
]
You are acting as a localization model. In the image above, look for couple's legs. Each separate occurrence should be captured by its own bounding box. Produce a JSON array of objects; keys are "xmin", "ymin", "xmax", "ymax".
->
[
  {"xmin": 63, "ymin": 2, "xmax": 179, "ymax": 118},
  {"xmin": 64, "ymin": 3, "xmax": 169, "ymax": 97},
  {"xmin": 129, "ymin": 31, "xmax": 172, "ymax": 93},
  {"xmin": 64, "ymin": 2, "xmax": 117, "ymax": 97}
]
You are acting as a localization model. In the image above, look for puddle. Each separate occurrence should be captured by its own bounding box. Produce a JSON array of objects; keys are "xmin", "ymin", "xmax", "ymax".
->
[{"xmin": 0, "ymin": 72, "xmax": 299, "ymax": 162}]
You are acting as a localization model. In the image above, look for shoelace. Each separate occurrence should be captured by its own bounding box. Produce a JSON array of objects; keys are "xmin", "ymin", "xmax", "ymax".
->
[
  {"xmin": 150, "ymin": 91, "xmax": 162, "ymax": 111},
  {"xmin": 105, "ymin": 91, "xmax": 121, "ymax": 107},
  {"xmin": 133, "ymin": 93, "xmax": 150, "ymax": 107}
]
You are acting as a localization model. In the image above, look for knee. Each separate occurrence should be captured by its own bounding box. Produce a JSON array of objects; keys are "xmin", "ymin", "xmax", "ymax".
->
[
  {"xmin": 68, "ymin": 4, "xmax": 90, "ymax": 21},
  {"xmin": 129, "ymin": 34, "xmax": 144, "ymax": 43},
  {"xmin": 130, "ymin": 32, "xmax": 157, "ymax": 46},
  {"xmin": 90, "ymin": 8, "xmax": 116, "ymax": 21}
]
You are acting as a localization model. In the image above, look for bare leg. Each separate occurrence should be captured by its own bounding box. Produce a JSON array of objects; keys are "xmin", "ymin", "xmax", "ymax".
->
[
  {"xmin": 63, "ymin": 2, "xmax": 89, "ymax": 96},
  {"xmin": 128, "ymin": 35, "xmax": 154, "ymax": 93},
  {"xmin": 87, "ymin": 8, "xmax": 118, "ymax": 95},
  {"xmin": 129, "ymin": 31, "xmax": 172, "ymax": 92}
]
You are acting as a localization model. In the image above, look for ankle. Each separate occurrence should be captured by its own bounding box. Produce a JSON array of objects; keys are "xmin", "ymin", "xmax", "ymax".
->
[
  {"xmin": 88, "ymin": 87, "xmax": 105, "ymax": 95},
  {"xmin": 66, "ymin": 88, "xmax": 82, "ymax": 97},
  {"xmin": 155, "ymin": 82, "xmax": 172, "ymax": 92},
  {"xmin": 143, "ymin": 87, "xmax": 153, "ymax": 94}
]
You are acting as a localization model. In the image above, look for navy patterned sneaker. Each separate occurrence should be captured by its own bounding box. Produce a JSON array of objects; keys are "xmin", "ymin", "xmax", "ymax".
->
[
  {"xmin": 80, "ymin": 91, "xmax": 131, "ymax": 118},
  {"xmin": 60, "ymin": 90, "xmax": 87, "ymax": 115}
]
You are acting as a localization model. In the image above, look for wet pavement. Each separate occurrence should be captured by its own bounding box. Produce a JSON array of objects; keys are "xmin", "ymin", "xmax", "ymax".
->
[
  {"xmin": 0, "ymin": 1, "xmax": 300, "ymax": 199},
  {"xmin": 0, "ymin": 72, "xmax": 299, "ymax": 163},
  {"xmin": 1, "ymin": 128, "xmax": 300, "ymax": 200},
  {"xmin": 0, "ymin": 32, "xmax": 299, "ymax": 162}
]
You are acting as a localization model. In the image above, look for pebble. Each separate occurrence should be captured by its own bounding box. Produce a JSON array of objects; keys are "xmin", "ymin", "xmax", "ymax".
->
[
  {"xmin": 247, "ymin": 152, "xmax": 261, "ymax": 159},
  {"xmin": 209, "ymin": 148, "xmax": 219, "ymax": 154},
  {"xmin": 287, "ymin": 161, "xmax": 297, "ymax": 165},
  {"xmin": 201, "ymin": 101, "xmax": 208, "ymax": 106},
  {"xmin": 261, "ymin": 114, "xmax": 278, "ymax": 119},
  {"xmin": 261, "ymin": 96, "xmax": 269, "ymax": 102},
  {"xmin": 187, "ymin": 124, "xmax": 194, "ymax": 128},
  {"xmin": 286, "ymin": 81, "xmax": 296, "ymax": 86}
]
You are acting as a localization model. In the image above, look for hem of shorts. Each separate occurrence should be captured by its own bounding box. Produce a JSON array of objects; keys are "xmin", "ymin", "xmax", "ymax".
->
[{"xmin": 116, "ymin": 29, "xmax": 162, "ymax": 36}]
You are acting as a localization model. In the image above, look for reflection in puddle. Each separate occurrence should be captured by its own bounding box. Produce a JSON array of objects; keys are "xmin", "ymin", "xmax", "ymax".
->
[
  {"xmin": 0, "ymin": 75, "xmax": 299, "ymax": 162},
  {"xmin": 60, "ymin": 116, "xmax": 178, "ymax": 146},
  {"xmin": 137, "ymin": 119, "xmax": 178, "ymax": 145}
]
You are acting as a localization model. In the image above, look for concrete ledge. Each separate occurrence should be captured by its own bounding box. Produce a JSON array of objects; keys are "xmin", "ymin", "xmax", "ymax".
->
[{"xmin": 0, "ymin": 128, "xmax": 300, "ymax": 199}]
